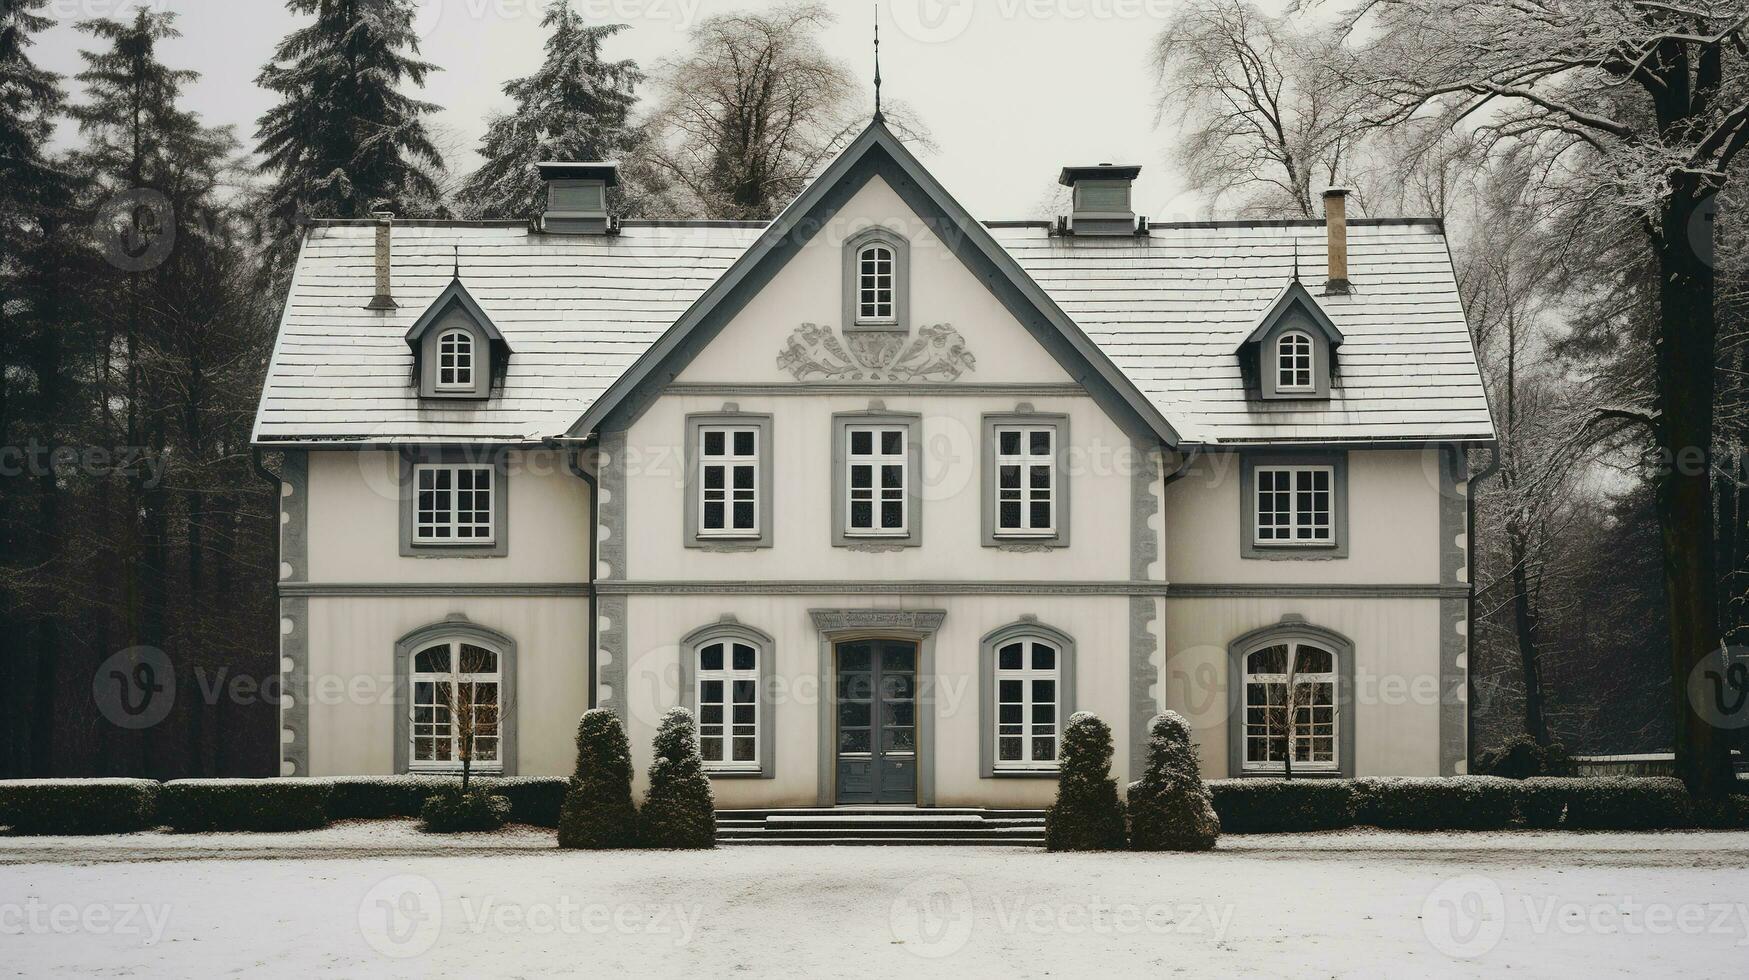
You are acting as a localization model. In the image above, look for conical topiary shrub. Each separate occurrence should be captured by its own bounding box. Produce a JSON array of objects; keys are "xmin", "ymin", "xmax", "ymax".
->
[
  {"xmin": 557, "ymin": 708, "xmax": 638, "ymax": 849},
  {"xmin": 1127, "ymin": 711, "xmax": 1220, "ymax": 851},
  {"xmin": 640, "ymin": 707, "xmax": 717, "ymax": 849},
  {"xmin": 1045, "ymin": 711, "xmax": 1127, "ymax": 851}
]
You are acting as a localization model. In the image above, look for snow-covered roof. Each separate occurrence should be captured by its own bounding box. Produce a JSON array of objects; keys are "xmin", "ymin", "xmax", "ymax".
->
[{"xmin": 252, "ymin": 216, "xmax": 1494, "ymax": 447}]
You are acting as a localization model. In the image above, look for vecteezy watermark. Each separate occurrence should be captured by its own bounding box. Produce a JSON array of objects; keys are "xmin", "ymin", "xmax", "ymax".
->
[
  {"xmin": 93, "ymin": 188, "xmax": 175, "ymax": 273},
  {"xmin": 408, "ymin": 0, "xmax": 705, "ymax": 38},
  {"xmin": 93, "ymin": 646, "xmax": 175, "ymax": 730},
  {"xmin": 46, "ymin": 0, "xmax": 169, "ymax": 18},
  {"xmin": 888, "ymin": 875, "xmax": 1236, "ymax": 959},
  {"xmin": 359, "ymin": 874, "xmax": 444, "ymax": 960},
  {"xmin": 1688, "ymin": 644, "xmax": 1749, "ymax": 731},
  {"xmin": 0, "ymin": 441, "xmax": 167, "ymax": 489},
  {"xmin": 455, "ymin": 898, "xmax": 703, "ymax": 944},
  {"xmin": 0, "ymin": 899, "xmax": 172, "ymax": 945},
  {"xmin": 1423, "ymin": 875, "xmax": 1749, "ymax": 960},
  {"xmin": 890, "ymin": 0, "xmax": 1187, "ymax": 44}
]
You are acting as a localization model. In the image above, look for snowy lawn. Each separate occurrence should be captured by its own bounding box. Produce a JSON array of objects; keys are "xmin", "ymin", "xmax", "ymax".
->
[{"xmin": 3, "ymin": 827, "xmax": 1747, "ymax": 977}]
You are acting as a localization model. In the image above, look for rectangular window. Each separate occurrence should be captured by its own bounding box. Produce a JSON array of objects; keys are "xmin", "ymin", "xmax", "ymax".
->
[
  {"xmin": 847, "ymin": 426, "xmax": 907, "ymax": 534},
  {"xmin": 995, "ymin": 639, "xmax": 1059, "ymax": 770},
  {"xmin": 697, "ymin": 641, "xmax": 760, "ymax": 771},
  {"xmin": 698, "ymin": 426, "xmax": 759, "ymax": 537},
  {"xmin": 1253, "ymin": 466, "xmax": 1332, "ymax": 544},
  {"xmin": 995, "ymin": 426, "xmax": 1056, "ymax": 535},
  {"xmin": 414, "ymin": 463, "xmax": 495, "ymax": 544}
]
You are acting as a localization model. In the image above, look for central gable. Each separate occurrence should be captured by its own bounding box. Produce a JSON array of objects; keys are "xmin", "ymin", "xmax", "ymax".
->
[
  {"xmin": 675, "ymin": 175, "xmax": 1072, "ymax": 386},
  {"xmin": 567, "ymin": 121, "xmax": 1181, "ymax": 444}
]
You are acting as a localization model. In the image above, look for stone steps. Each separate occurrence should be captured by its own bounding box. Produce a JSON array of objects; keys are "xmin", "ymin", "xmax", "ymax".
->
[{"xmin": 715, "ymin": 807, "xmax": 1047, "ymax": 846}]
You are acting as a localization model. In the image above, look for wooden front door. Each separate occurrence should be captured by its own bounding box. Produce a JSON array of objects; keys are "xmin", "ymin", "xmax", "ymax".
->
[{"xmin": 834, "ymin": 639, "xmax": 918, "ymax": 804}]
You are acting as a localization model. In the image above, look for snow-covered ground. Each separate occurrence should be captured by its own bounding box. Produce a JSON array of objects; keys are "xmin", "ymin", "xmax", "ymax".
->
[{"xmin": 3, "ymin": 827, "xmax": 1746, "ymax": 977}]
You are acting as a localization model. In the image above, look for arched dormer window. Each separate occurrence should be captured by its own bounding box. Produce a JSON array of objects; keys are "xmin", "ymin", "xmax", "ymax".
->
[
  {"xmin": 979, "ymin": 620, "xmax": 1078, "ymax": 777},
  {"xmin": 1226, "ymin": 616, "xmax": 1354, "ymax": 777},
  {"xmin": 842, "ymin": 227, "xmax": 910, "ymax": 332},
  {"xmin": 1277, "ymin": 330, "xmax": 1314, "ymax": 392},
  {"xmin": 679, "ymin": 620, "xmax": 777, "ymax": 778},
  {"xmin": 437, "ymin": 328, "xmax": 474, "ymax": 389}
]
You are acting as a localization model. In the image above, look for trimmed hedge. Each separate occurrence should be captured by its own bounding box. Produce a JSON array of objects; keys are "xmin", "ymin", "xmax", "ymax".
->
[
  {"xmin": 1517, "ymin": 778, "xmax": 1572, "ymax": 829},
  {"xmin": 1562, "ymin": 777, "xmax": 1692, "ymax": 830},
  {"xmin": 1354, "ymin": 776, "xmax": 1518, "ymax": 831},
  {"xmin": 0, "ymin": 779, "xmax": 160, "ymax": 835},
  {"xmin": 1045, "ymin": 712, "xmax": 1128, "ymax": 851},
  {"xmin": 420, "ymin": 787, "xmax": 512, "ymax": 833},
  {"xmin": 1207, "ymin": 779, "xmax": 1356, "ymax": 833},
  {"xmin": 314, "ymin": 776, "xmax": 566, "ymax": 826},
  {"xmin": 159, "ymin": 779, "xmax": 331, "ymax": 832},
  {"xmin": 1127, "ymin": 712, "xmax": 1220, "ymax": 851}
]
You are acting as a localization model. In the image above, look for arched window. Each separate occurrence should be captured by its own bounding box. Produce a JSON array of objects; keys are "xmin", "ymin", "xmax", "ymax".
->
[
  {"xmin": 1277, "ymin": 330, "xmax": 1313, "ymax": 391},
  {"xmin": 679, "ymin": 621, "xmax": 776, "ymax": 777},
  {"xmin": 980, "ymin": 621, "xmax": 1077, "ymax": 776},
  {"xmin": 1241, "ymin": 638, "xmax": 1338, "ymax": 772},
  {"xmin": 395, "ymin": 617, "xmax": 517, "ymax": 775},
  {"xmin": 857, "ymin": 243, "xmax": 896, "ymax": 323},
  {"xmin": 437, "ymin": 328, "xmax": 474, "ymax": 389}
]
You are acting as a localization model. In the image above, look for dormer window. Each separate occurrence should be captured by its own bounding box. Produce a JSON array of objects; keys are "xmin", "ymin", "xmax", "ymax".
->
[
  {"xmin": 437, "ymin": 328, "xmax": 474, "ymax": 390},
  {"xmin": 857, "ymin": 243, "xmax": 896, "ymax": 323},
  {"xmin": 1277, "ymin": 331, "xmax": 1313, "ymax": 392},
  {"xmin": 842, "ymin": 227, "xmax": 909, "ymax": 331},
  {"xmin": 404, "ymin": 277, "xmax": 510, "ymax": 401}
]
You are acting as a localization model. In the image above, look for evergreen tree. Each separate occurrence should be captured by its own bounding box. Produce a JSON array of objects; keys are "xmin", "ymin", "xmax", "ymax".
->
[
  {"xmin": 1044, "ymin": 712, "xmax": 1127, "ymax": 851},
  {"xmin": 558, "ymin": 708, "xmax": 638, "ymax": 849},
  {"xmin": 254, "ymin": 0, "xmax": 443, "ymax": 263},
  {"xmin": 459, "ymin": 1, "xmax": 640, "ymax": 219},
  {"xmin": 639, "ymin": 707, "xmax": 716, "ymax": 849},
  {"xmin": 1127, "ymin": 712, "xmax": 1220, "ymax": 851}
]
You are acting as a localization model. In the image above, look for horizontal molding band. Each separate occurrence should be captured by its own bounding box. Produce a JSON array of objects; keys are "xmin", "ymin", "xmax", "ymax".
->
[
  {"xmin": 662, "ymin": 382, "xmax": 1089, "ymax": 398},
  {"xmin": 278, "ymin": 581, "xmax": 1468, "ymax": 599},
  {"xmin": 278, "ymin": 583, "xmax": 590, "ymax": 597},
  {"xmin": 595, "ymin": 581, "xmax": 1467, "ymax": 598}
]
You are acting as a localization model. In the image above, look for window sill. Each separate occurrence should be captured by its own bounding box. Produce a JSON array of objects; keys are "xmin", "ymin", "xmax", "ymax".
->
[
  {"xmin": 990, "ymin": 769, "xmax": 1061, "ymax": 779},
  {"xmin": 1232, "ymin": 769, "xmax": 1343, "ymax": 780},
  {"xmin": 704, "ymin": 769, "xmax": 767, "ymax": 779},
  {"xmin": 846, "ymin": 321, "xmax": 902, "ymax": 332}
]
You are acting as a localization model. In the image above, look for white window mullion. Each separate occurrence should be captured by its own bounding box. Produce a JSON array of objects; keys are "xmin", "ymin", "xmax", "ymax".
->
[
  {"xmin": 698, "ymin": 427, "xmax": 759, "ymax": 537},
  {"xmin": 995, "ymin": 426, "xmax": 1056, "ymax": 536},
  {"xmin": 847, "ymin": 426, "xmax": 907, "ymax": 535},
  {"xmin": 1254, "ymin": 465, "xmax": 1332, "ymax": 545},
  {"xmin": 414, "ymin": 463, "xmax": 495, "ymax": 545},
  {"xmin": 994, "ymin": 638, "xmax": 1060, "ymax": 770}
]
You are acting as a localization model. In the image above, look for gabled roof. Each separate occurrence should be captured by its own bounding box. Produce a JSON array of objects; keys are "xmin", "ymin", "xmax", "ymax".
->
[
  {"xmin": 564, "ymin": 120, "xmax": 1182, "ymax": 444},
  {"xmin": 1236, "ymin": 279, "xmax": 1344, "ymax": 350},
  {"xmin": 403, "ymin": 277, "xmax": 510, "ymax": 350}
]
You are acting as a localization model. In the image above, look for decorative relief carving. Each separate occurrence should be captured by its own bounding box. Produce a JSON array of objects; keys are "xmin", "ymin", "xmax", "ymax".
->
[{"xmin": 778, "ymin": 322, "xmax": 976, "ymax": 382}]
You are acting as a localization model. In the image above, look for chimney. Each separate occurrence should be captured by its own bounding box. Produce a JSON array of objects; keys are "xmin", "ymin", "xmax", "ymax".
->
[
  {"xmin": 366, "ymin": 211, "xmax": 397, "ymax": 310},
  {"xmin": 1058, "ymin": 163, "xmax": 1143, "ymax": 236},
  {"xmin": 1322, "ymin": 187, "xmax": 1351, "ymax": 295},
  {"xmin": 538, "ymin": 162, "xmax": 620, "ymax": 234}
]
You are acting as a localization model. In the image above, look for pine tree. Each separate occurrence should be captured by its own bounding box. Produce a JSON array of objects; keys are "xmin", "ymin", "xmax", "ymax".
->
[
  {"xmin": 459, "ymin": 1, "xmax": 640, "ymax": 219},
  {"xmin": 557, "ymin": 708, "xmax": 638, "ymax": 849},
  {"xmin": 1044, "ymin": 712, "xmax": 1127, "ymax": 851},
  {"xmin": 639, "ymin": 707, "xmax": 716, "ymax": 849},
  {"xmin": 254, "ymin": 0, "xmax": 443, "ymax": 263},
  {"xmin": 1127, "ymin": 712, "xmax": 1221, "ymax": 851}
]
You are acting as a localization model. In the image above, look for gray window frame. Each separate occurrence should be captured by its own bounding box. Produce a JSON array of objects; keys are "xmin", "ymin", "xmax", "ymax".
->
[
  {"xmin": 981, "ymin": 413, "xmax": 1070, "ymax": 548},
  {"xmin": 684, "ymin": 413, "xmax": 774, "ymax": 550},
  {"xmin": 417, "ymin": 309, "xmax": 492, "ymax": 400},
  {"xmin": 842, "ymin": 226, "xmax": 910, "ymax": 332},
  {"xmin": 393, "ymin": 615, "xmax": 518, "ymax": 776},
  {"xmin": 831, "ymin": 411, "xmax": 923, "ymax": 549},
  {"xmin": 399, "ymin": 446, "xmax": 510, "ymax": 557},
  {"xmin": 1239, "ymin": 449, "xmax": 1348, "ymax": 559},
  {"xmin": 979, "ymin": 620, "xmax": 1077, "ymax": 778},
  {"xmin": 1226, "ymin": 615, "xmax": 1355, "ymax": 779},
  {"xmin": 679, "ymin": 620, "xmax": 777, "ymax": 779}
]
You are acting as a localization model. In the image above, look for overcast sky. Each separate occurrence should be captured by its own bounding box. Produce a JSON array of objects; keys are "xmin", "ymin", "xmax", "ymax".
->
[{"xmin": 32, "ymin": 0, "xmax": 1213, "ymax": 219}]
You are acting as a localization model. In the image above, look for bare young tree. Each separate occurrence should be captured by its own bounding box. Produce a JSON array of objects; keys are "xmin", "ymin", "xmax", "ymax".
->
[
  {"xmin": 644, "ymin": 3, "xmax": 925, "ymax": 219},
  {"xmin": 1342, "ymin": 0, "xmax": 1749, "ymax": 798},
  {"xmin": 1151, "ymin": 0, "xmax": 1364, "ymax": 217}
]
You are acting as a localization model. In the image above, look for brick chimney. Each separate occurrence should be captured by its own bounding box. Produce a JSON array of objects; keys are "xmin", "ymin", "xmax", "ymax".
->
[
  {"xmin": 1323, "ymin": 188, "xmax": 1351, "ymax": 295},
  {"xmin": 366, "ymin": 211, "xmax": 397, "ymax": 310}
]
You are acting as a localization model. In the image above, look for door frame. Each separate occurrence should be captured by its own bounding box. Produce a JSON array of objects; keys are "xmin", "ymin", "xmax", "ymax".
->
[{"xmin": 810, "ymin": 609, "xmax": 945, "ymax": 807}]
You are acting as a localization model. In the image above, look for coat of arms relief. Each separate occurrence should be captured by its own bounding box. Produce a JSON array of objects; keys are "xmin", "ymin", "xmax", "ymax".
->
[{"xmin": 776, "ymin": 322, "xmax": 976, "ymax": 382}]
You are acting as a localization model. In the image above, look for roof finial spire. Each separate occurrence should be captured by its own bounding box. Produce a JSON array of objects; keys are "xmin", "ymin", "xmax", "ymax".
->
[
  {"xmin": 872, "ymin": 4, "xmax": 884, "ymax": 122},
  {"xmin": 453, "ymin": 245, "xmax": 461, "ymax": 279},
  {"xmin": 1291, "ymin": 243, "xmax": 1300, "ymax": 283}
]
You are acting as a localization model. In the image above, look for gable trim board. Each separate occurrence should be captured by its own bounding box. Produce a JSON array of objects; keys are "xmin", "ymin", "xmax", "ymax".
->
[{"xmin": 563, "ymin": 120, "xmax": 1182, "ymax": 446}]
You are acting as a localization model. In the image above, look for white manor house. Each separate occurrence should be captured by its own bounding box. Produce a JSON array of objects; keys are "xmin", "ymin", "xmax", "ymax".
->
[{"xmin": 252, "ymin": 120, "xmax": 1495, "ymax": 808}]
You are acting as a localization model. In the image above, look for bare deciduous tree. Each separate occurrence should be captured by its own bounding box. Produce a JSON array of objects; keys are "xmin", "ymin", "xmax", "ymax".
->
[{"xmin": 1151, "ymin": 0, "xmax": 1363, "ymax": 217}]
